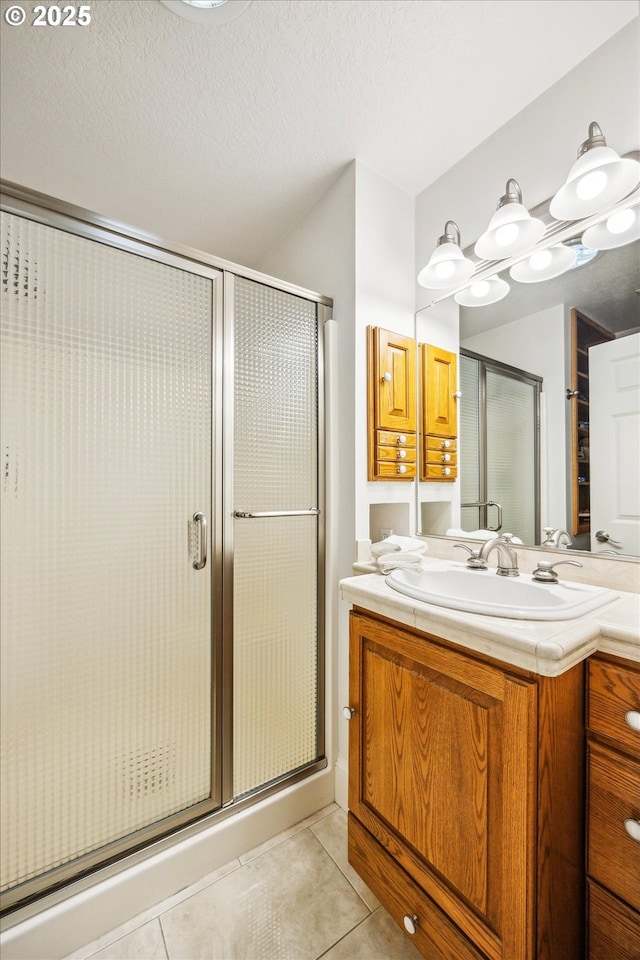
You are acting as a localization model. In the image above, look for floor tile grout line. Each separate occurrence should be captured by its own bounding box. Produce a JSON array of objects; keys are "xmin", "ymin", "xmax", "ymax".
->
[
  {"xmin": 158, "ymin": 914, "xmax": 170, "ymax": 960},
  {"xmin": 313, "ymin": 907, "xmax": 385, "ymax": 960},
  {"xmin": 308, "ymin": 818, "xmax": 376, "ymax": 913}
]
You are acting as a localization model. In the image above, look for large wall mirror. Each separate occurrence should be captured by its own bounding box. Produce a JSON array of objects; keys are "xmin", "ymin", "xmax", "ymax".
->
[{"xmin": 416, "ymin": 218, "xmax": 640, "ymax": 559}]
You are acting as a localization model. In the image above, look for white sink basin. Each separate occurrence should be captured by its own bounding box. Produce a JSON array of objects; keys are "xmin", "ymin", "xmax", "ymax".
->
[{"xmin": 386, "ymin": 564, "xmax": 617, "ymax": 621}]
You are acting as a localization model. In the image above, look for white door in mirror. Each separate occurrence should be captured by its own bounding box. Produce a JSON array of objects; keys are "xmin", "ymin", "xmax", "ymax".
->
[{"xmin": 590, "ymin": 333, "xmax": 640, "ymax": 557}]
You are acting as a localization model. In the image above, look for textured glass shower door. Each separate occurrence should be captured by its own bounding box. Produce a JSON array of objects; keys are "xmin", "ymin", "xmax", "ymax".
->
[
  {"xmin": 460, "ymin": 352, "xmax": 540, "ymax": 543},
  {"xmin": 0, "ymin": 212, "xmax": 220, "ymax": 907},
  {"xmin": 230, "ymin": 277, "xmax": 322, "ymax": 799}
]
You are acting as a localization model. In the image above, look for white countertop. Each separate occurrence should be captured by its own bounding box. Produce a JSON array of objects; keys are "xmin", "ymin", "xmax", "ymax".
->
[{"xmin": 340, "ymin": 560, "xmax": 640, "ymax": 677}]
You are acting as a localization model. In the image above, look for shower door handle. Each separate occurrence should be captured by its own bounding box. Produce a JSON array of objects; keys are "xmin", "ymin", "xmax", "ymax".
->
[
  {"xmin": 233, "ymin": 508, "xmax": 320, "ymax": 519},
  {"xmin": 192, "ymin": 512, "xmax": 208, "ymax": 569}
]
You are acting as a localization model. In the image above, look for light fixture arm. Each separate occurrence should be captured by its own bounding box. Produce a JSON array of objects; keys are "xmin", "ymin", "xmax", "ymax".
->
[
  {"xmin": 438, "ymin": 220, "xmax": 461, "ymax": 247},
  {"xmin": 578, "ymin": 122, "xmax": 607, "ymax": 157},
  {"xmin": 497, "ymin": 178, "xmax": 522, "ymax": 209}
]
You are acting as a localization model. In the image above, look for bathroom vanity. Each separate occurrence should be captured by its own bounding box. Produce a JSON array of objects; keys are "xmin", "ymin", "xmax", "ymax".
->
[{"xmin": 340, "ymin": 565, "xmax": 640, "ymax": 960}]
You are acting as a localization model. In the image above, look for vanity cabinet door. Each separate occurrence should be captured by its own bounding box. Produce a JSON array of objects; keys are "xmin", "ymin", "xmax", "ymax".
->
[{"xmin": 347, "ymin": 610, "xmax": 538, "ymax": 960}]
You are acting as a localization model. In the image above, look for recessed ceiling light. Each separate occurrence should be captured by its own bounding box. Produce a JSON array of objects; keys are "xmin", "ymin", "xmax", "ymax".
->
[{"xmin": 160, "ymin": 0, "xmax": 251, "ymax": 23}]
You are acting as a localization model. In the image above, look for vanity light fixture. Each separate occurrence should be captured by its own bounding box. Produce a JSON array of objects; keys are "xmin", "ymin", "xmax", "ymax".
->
[
  {"xmin": 454, "ymin": 276, "xmax": 510, "ymax": 307},
  {"xmin": 160, "ymin": 0, "xmax": 252, "ymax": 23},
  {"xmin": 474, "ymin": 179, "xmax": 545, "ymax": 260},
  {"xmin": 509, "ymin": 243, "xmax": 577, "ymax": 283},
  {"xmin": 582, "ymin": 204, "xmax": 640, "ymax": 250},
  {"xmin": 550, "ymin": 122, "xmax": 640, "ymax": 220},
  {"xmin": 417, "ymin": 221, "xmax": 475, "ymax": 290}
]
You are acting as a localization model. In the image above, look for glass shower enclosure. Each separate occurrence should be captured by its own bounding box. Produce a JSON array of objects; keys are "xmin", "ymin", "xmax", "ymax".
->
[{"xmin": 0, "ymin": 189, "xmax": 327, "ymax": 913}]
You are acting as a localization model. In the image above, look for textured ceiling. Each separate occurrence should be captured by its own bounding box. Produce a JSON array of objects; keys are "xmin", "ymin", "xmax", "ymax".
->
[{"xmin": 0, "ymin": 0, "xmax": 637, "ymax": 266}]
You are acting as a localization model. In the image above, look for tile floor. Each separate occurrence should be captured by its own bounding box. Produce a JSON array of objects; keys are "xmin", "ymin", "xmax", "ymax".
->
[{"xmin": 67, "ymin": 805, "xmax": 422, "ymax": 960}]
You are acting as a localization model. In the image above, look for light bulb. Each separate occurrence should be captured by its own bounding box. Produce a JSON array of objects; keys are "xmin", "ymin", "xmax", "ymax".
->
[
  {"xmin": 607, "ymin": 208, "xmax": 635, "ymax": 234},
  {"xmin": 470, "ymin": 280, "xmax": 490, "ymax": 298},
  {"xmin": 576, "ymin": 170, "xmax": 607, "ymax": 201},
  {"xmin": 435, "ymin": 260, "xmax": 455, "ymax": 280},
  {"xmin": 494, "ymin": 223, "xmax": 519, "ymax": 247},
  {"xmin": 529, "ymin": 249, "xmax": 553, "ymax": 271}
]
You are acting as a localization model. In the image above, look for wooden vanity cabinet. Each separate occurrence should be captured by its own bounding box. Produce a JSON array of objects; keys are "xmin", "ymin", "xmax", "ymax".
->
[
  {"xmin": 347, "ymin": 610, "xmax": 585, "ymax": 960},
  {"xmin": 586, "ymin": 654, "xmax": 640, "ymax": 959}
]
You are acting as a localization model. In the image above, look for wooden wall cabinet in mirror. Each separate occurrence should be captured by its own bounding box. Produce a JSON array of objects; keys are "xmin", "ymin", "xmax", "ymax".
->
[
  {"xmin": 569, "ymin": 310, "xmax": 614, "ymax": 538},
  {"xmin": 420, "ymin": 344, "xmax": 458, "ymax": 481},
  {"xmin": 367, "ymin": 326, "xmax": 416, "ymax": 480}
]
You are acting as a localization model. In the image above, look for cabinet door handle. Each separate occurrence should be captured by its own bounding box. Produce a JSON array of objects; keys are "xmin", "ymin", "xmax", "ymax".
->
[
  {"xmin": 626, "ymin": 710, "xmax": 640, "ymax": 732},
  {"xmin": 342, "ymin": 706, "xmax": 355, "ymax": 720},
  {"xmin": 403, "ymin": 914, "xmax": 419, "ymax": 935},
  {"xmin": 624, "ymin": 819, "xmax": 640, "ymax": 843},
  {"xmin": 382, "ymin": 371, "xmax": 392, "ymax": 382},
  {"xmin": 452, "ymin": 390, "xmax": 462, "ymax": 399}
]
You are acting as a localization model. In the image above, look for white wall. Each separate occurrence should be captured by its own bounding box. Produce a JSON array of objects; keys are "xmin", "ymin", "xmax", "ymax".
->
[
  {"xmin": 354, "ymin": 162, "xmax": 416, "ymax": 543},
  {"xmin": 462, "ymin": 304, "xmax": 567, "ymax": 532}
]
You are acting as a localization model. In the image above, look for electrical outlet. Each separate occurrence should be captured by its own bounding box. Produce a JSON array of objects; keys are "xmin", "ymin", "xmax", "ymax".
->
[{"xmin": 380, "ymin": 527, "xmax": 393, "ymax": 540}]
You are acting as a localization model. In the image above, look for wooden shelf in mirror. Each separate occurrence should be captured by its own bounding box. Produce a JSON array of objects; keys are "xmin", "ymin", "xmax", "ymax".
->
[{"xmin": 569, "ymin": 309, "xmax": 614, "ymax": 538}]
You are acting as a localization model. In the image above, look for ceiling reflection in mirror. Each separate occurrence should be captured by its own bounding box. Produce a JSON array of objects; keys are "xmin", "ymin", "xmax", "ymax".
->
[{"xmin": 416, "ymin": 231, "xmax": 640, "ymax": 560}]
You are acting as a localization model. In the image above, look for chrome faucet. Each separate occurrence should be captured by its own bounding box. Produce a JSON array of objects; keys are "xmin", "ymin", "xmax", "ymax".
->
[
  {"xmin": 478, "ymin": 533, "xmax": 519, "ymax": 577},
  {"xmin": 541, "ymin": 527, "xmax": 573, "ymax": 549}
]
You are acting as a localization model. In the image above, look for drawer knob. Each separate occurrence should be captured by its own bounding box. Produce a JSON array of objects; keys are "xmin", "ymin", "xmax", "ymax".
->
[
  {"xmin": 397, "ymin": 449, "xmax": 407, "ymax": 459},
  {"xmin": 442, "ymin": 453, "xmax": 451, "ymax": 462},
  {"xmin": 625, "ymin": 710, "xmax": 640, "ymax": 732},
  {"xmin": 403, "ymin": 914, "xmax": 419, "ymax": 935},
  {"xmin": 442, "ymin": 467, "xmax": 451, "ymax": 476},
  {"xmin": 398, "ymin": 464, "xmax": 407, "ymax": 474},
  {"xmin": 624, "ymin": 819, "xmax": 640, "ymax": 843},
  {"xmin": 441, "ymin": 440, "xmax": 451, "ymax": 449},
  {"xmin": 342, "ymin": 706, "xmax": 355, "ymax": 720},
  {"xmin": 397, "ymin": 434, "xmax": 407, "ymax": 445}
]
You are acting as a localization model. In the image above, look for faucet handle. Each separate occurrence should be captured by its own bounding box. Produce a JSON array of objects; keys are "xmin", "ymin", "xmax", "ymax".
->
[
  {"xmin": 532, "ymin": 559, "xmax": 582, "ymax": 583},
  {"xmin": 453, "ymin": 543, "xmax": 488, "ymax": 569}
]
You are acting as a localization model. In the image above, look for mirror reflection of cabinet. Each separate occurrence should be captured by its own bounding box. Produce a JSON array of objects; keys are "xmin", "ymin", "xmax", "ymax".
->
[
  {"xmin": 420, "ymin": 344, "xmax": 458, "ymax": 481},
  {"xmin": 367, "ymin": 326, "xmax": 416, "ymax": 481},
  {"xmin": 569, "ymin": 310, "xmax": 613, "ymax": 538}
]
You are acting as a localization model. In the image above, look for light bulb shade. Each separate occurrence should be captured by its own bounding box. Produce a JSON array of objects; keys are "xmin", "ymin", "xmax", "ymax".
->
[
  {"xmin": 550, "ymin": 132, "xmax": 640, "ymax": 220},
  {"xmin": 455, "ymin": 276, "xmax": 510, "ymax": 307},
  {"xmin": 509, "ymin": 244, "xmax": 577, "ymax": 283},
  {"xmin": 474, "ymin": 182, "xmax": 546, "ymax": 262},
  {"xmin": 582, "ymin": 206, "xmax": 640, "ymax": 250},
  {"xmin": 417, "ymin": 222, "xmax": 475, "ymax": 289}
]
